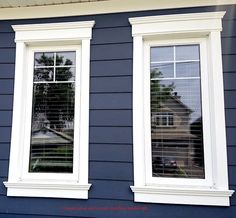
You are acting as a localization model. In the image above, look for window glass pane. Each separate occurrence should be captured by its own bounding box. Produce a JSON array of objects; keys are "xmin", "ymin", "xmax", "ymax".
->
[
  {"xmin": 29, "ymin": 51, "xmax": 76, "ymax": 173},
  {"xmin": 176, "ymin": 45, "xmax": 199, "ymax": 61},
  {"xmin": 169, "ymin": 114, "xmax": 174, "ymax": 126},
  {"xmin": 151, "ymin": 63, "xmax": 174, "ymax": 78},
  {"xmin": 151, "ymin": 48, "xmax": 205, "ymax": 179},
  {"xmin": 56, "ymin": 51, "xmax": 76, "ymax": 66},
  {"xmin": 34, "ymin": 52, "xmax": 54, "ymax": 66},
  {"xmin": 34, "ymin": 68, "xmax": 54, "ymax": 82},
  {"xmin": 176, "ymin": 62, "xmax": 200, "ymax": 77},
  {"xmin": 55, "ymin": 67, "xmax": 75, "ymax": 81},
  {"xmin": 151, "ymin": 46, "xmax": 173, "ymax": 62}
]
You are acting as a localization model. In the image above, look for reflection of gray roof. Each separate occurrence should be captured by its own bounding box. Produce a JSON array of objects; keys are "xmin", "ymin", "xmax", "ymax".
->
[
  {"xmin": 161, "ymin": 95, "xmax": 192, "ymax": 113},
  {"xmin": 31, "ymin": 127, "xmax": 73, "ymax": 144}
]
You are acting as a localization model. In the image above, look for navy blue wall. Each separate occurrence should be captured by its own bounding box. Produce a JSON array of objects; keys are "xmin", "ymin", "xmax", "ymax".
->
[{"xmin": 0, "ymin": 5, "xmax": 236, "ymax": 218}]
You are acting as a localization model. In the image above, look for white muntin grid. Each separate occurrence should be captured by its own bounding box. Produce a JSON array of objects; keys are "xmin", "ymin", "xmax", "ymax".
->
[{"xmin": 33, "ymin": 51, "xmax": 76, "ymax": 84}]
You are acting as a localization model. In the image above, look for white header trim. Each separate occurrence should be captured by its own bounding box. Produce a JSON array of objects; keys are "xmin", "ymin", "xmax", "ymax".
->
[
  {"xmin": 0, "ymin": 0, "xmax": 234, "ymax": 20},
  {"xmin": 12, "ymin": 21, "xmax": 95, "ymax": 42},
  {"xmin": 12, "ymin": 21, "xmax": 95, "ymax": 31},
  {"xmin": 129, "ymin": 11, "xmax": 226, "ymax": 25},
  {"xmin": 129, "ymin": 12, "xmax": 225, "ymax": 37}
]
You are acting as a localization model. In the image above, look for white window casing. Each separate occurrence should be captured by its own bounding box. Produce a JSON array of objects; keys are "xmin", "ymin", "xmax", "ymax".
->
[
  {"xmin": 129, "ymin": 12, "xmax": 234, "ymax": 206},
  {"xmin": 3, "ymin": 21, "xmax": 94, "ymax": 199}
]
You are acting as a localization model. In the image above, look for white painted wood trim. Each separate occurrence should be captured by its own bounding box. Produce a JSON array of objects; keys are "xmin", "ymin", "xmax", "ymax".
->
[
  {"xmin": 4, "ymin": 20, "xmax": 94, "ymax": 199},
  {"xmin": 78, "ymin": 39, "xmax": 91, "ymax": 184},
  {"xmin": 209, "ymin": 31, "xmax": 229, "ymax": 189},
  {"xmin": 12, "ymin": 21, "xmax": 95, "ymax": 31},
  {"xmin": 131, "ymin": 186, "xmax": 234, "ymax": 206},
  {"xmin": 130, "ymin": 11, "xmax": 234, "ymax": 206},
  {"xmin": 132, "ymin": 35, "xmax": 146, "ymax": 187},
  {"xmin": 129, "ymin": 11, "xmax": 226, "ymax": 25},
  {"xmin": 12, "ymin": 21, "xmax": 95, "ymax": 43},
  {"xmin": 129, "ymin": 12, "xmax": 225, "ymax": 37},
  {"xmin": 7, "ymin": 42, "xmax": 26, "ymax": 181},
  {"xmin": 0, "ymin": 0, "xmax": 234, "ymax": 20},
  {"xmin": 4, "ymin": 181, "xmax": 91, "ymax": 199}
]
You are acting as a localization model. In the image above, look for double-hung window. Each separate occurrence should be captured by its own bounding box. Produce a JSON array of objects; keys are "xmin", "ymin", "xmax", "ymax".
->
[
  {"xmin": 4, "ymin": 21, "xmax": 94, "ymax": 199},
  {"xmin": 129, "ymin": 12, "xmax": 234, "ymax": 206}
]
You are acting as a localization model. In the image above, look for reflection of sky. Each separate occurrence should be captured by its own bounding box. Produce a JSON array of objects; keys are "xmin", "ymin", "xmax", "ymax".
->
[
  {"xmin": 150, "ymin": 45, "xmax": 202, "ymax": 123},
  {"xmin": 157, "ymin": 79, "xmax": 202, "ymax": 123}
]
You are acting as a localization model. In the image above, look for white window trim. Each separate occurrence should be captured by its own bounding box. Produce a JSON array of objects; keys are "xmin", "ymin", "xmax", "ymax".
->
[
  {"xmin": 129, "ymin": 12, "xmax": 234, "ymax": 206},
  {"xmin": 3, "ymin": 21, "xmax": 94, "ymax": 199}
]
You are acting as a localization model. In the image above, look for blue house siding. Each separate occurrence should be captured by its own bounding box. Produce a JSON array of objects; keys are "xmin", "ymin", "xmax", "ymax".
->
[{"xmin": 0, "ymin": 4, "xmax": 235, "ymax": 218}]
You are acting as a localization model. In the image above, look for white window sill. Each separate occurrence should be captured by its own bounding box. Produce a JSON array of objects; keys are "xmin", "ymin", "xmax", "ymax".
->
[
  {"xmin": 131, "ymin": 186, "xmax": 234, "ymax": 206},
  {"xmin": 4, "ymin": 181, "xmax": 91, "ymax": 199}
]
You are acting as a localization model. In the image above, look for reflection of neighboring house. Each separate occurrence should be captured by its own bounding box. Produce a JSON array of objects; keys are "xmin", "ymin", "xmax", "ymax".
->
[
  {"xmin": 152, "ymin": 94, "xmax": 196, "ymax": 139},
  {"xmin": 151, "ymin": 94, "xmax": 203, "ymax": 178},
  {"xmin": 30, "ymin": 127, "xmax": 73, "ymax": 172}
]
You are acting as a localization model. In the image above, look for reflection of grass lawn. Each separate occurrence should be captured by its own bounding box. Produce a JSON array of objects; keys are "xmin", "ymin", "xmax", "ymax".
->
[
  {"xmin": 30, "ymin": 145, "xmax": 73, "ymax": 172},
  {"xmin": 175, "ymin": 167, "xmax": 188, "ymax": 177},
  {"xmin": 153, "ymin": 167, "xmax": 188, "ymax": 178}
]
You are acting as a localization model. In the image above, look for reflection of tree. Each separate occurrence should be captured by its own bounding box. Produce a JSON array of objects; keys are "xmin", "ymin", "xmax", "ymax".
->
[
  {"xmin": 35, "ymin": 53, "xmax": 54, "ymax": 66},
  {"xmin": 33, "ymin": 54, "xmax": 75, "ymax": 130},
  {"xmin": 151, "ymin": 68, "xmax": 175, "ymax": 111}
]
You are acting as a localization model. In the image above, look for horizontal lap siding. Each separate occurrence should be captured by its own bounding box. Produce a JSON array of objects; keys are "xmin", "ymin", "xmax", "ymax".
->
[
  {"xmin": 0, "ymin": 111, "xmax": 12, "ymax": 126},
  {"xmin": 90, "ymin": 127, "xmax": 132, "ymax": 144},
  {"xmin": 90, "ymin": 110, "xmax": 132, "ymax": 126},
  {"xmin": 222, "ymin": 8, "xmax": 236, "ymax": 212},
  {"xmin": 0, "ymin": 64, "xmax": 15, "ymax": 78},
  {"xmin": 0, "ymin": 4, "xmax": 235, "ymax": 218},
  {"xmin": 90, "ymin": 76, "xmax": 132, "ymax": 93},
  {"xmin": 0, "ymin": 160, "xmax": 8, "ymax": 178},
  {"xmin": 222, "ymin": 10, "xmax": 236, "ymax": 197},
  {"xmin": 90, "ymin": 59, "xmax": 132, "ymax": 77},
  {"xmin": 0, "ymin": 79, "xmax": 14, "ymax": 94},
  {"xmin": 0, "ymin": 95, "xmax": 13, "ymax": 110},
  {"xmin": 0, "ymin": 23, "xmax": 14, "ymax": 187},
  {"xmin": 90, "ymin": 93, "xmax": 132, "ymax": 109},
  {"xmin": 90, "ymin": 143, "xmax": 132, "ymax": 162},
  {"xmin": 1, "ymin": 195, "xmax": 236, "ymax": 218},
  {"xmin": 0, "ymin": 48, "xmax": 15, "ymax": 63}
]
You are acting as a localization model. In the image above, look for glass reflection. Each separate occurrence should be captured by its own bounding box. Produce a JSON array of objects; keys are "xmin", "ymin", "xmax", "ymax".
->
[
  {"xmin": 34, "ymin": 68, "xmax": 54, "ymax": 82},
  {"xmin": 151, "ymin": 63, "xmax": 174, "ymax": 78},
  {"xmin": 56, "ymin": 67, "xmax": 75, "ymax": 81},
  {"xmin": 56, "ymin": 51, "xmax": 75, "ymax": 66},
  {"xmin": 176, "ymin": 62, "xmax": 200, "ymax": 77},
  {"xmin": 34, "ymin": 52, "xmax": 54, "ymax": 66},
  {"xmin": 175, "ymin": 45, "xmax": 199, "ymax": 61},
  {"xmin": 151, "ymin": 45, "xmax": 204, "ymax": 179},
  {"xmin": 151, "ymin": 46, "xmax": 173, "ymax": 62},
  {"xmin": 29, "ymin": 51, "xmax": 76, "ymax": 173}
]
